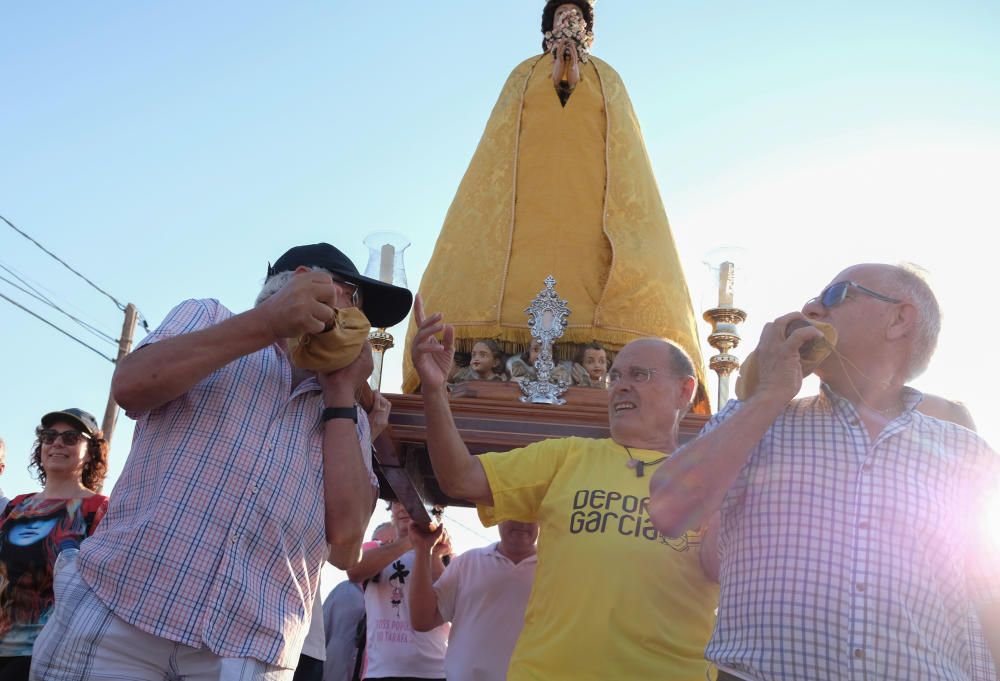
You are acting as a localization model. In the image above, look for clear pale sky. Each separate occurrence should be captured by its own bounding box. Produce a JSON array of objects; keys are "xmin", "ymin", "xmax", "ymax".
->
[{"xmin": 2, "ymin": 2, "xmax": 999, "ymax": 588}]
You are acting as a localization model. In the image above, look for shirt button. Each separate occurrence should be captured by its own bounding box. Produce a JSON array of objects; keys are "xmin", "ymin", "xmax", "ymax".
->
[
  {"xmin": 854, "ymin": 648, "xmax": 865, "ymax": 659},
  {"xmin": 855, "ymin": 583, "xmax": 866, "ymax": 592},
  {"xmin": 250, "ymin": 484, "xmax": 259, "ymax": 495},
  {"xmin": 861, "ymin": 463, "xmax": 873, "ymax": 473},
  {"xmin": 858, "ymin": 520, "xmax": 870, "ymax": 530},
  {"xmin": 230, "ymin": 533, "xmax": 238, "ymax": 544}
]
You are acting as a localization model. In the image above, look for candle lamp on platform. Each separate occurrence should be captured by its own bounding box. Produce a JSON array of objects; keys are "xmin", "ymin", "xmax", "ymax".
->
[
  {"xmin": 363, "ymin": 232, "xmax": 411, "ymax": 390},
  {"xmin": 702, "ymin": 248, "xmax": 748, "ymax": 409}
]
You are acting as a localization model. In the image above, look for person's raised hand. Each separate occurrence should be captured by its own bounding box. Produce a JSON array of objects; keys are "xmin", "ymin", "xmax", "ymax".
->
[
  {"xmin": 433, "ymin": 526, "xmax": 453, "ymax": 560},
  {"xmin": 319, "ymin": 341, "xmax": 375, "ymax": 406},
  {"xmin": 410, "ymin": 294, "xmax": 455, "ymax": 392},
  {"xmin": 408, "ymin": 520, "xmax": 443, "ymax": 556},
  {"xmin": 258, "ymin": 268, "xmax": 338, "ymax": 340},
  {"xmin": 368, "ymin": 392, "xmax": 392, "ymax": 439},
  {"xmin": 753, "ymin": 312, "xmax": 824, "ymax": 408}
]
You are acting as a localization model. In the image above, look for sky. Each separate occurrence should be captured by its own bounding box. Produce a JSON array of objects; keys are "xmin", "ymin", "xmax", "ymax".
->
[{"xmin": 2, "ymin": 1, "xmax": 999, "ymax": 592}]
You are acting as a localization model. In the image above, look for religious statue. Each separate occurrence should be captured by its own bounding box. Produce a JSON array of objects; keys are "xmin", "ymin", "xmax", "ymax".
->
[{"xmin": 402, "ymin": 1, "xmax": 710, "ymax": 413}]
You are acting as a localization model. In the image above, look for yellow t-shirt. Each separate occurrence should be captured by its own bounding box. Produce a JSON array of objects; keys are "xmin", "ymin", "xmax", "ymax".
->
[{"xmin": 478, "ymin": 437, "xmax": 719, "ymax": 681}]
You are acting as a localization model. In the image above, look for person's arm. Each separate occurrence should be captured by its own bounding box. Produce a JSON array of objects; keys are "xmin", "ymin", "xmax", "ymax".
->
[
  {"xmin": 408, "ymin": 522, "xmax": 447, "ymax": 632},
  {"xmin": 698, "ymin": 513, "xmax": 721, "ymax": 583},
  {"xmin": 649, "ymin": 313, "xmax": 822, "ymax": 537},
  {"xmin": 113, "ymin": 271, "xmax": 339, "ymax": 412},
  {"xmin": 346, "ymin": 535, "xmax": 413, "ymax": 583},
  {"xmin": 411, "ymin": 295, "xmax": 493, "ymax": 505},
  {"xmin": 319, "ymin": 342, "xmax": 379, "ymax": 568}
]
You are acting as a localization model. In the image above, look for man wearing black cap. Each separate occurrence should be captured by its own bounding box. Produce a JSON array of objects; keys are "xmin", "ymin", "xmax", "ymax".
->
[{"xmin": 30, "ymin": 244, "xmax": 412, "ymax": 681}]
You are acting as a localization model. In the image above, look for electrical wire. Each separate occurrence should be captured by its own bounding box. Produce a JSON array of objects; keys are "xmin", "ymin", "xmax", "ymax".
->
[
  {"xmin": 0, "ymin": 292, "xmax": 116, "ymax": 363},
  {"xmin": 2, "ymin": 213, "xmax": 126, "ymax": 309},
  {"xmin": 0, "ymin": 262, "xmax": 55, "ymax": 305},
  {"xmin": 0, "ymin": 272, "xmax": 118, "ymax": 345},
  {"xmin": 441, "ymin": 510, "xmax": 496, "ymax": 543},
  {"xmin": 1, "ymin": 214, "xmax": 151, "ymax": 333}
]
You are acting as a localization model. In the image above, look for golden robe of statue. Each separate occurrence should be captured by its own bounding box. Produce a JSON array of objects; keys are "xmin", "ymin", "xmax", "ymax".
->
[{"xmin": 402, "ymin": 54, "xmax": 709, "ymax": 413}]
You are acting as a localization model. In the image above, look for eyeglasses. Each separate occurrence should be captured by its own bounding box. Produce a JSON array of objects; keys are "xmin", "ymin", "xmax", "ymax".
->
[
  {"xmin": 332, "ymin": 277, "xmax": 362, "ymax": 307},
  {"xmin": 607, "ymin": 366, "xmax": 661, "ymax": 386},
  {"xmin": 37, "ymin": 429, "xmax": 91, "ymax": 446},
  {"xmin": 813, "ymin": 281, "xmax": 901, "ymax": 309}
]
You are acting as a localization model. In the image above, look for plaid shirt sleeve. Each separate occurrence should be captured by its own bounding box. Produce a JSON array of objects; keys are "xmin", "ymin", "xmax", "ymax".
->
[
  {"xmin": 135, "ymin": 298, "xmax": 226, "ymax": 349},
  {"xmin": 125, "ymin": 299, "xmax": 228, "ymax": 419},
  {"xmin": 695, "ymin": 399, "xmax": 755, "ymax": 516}
]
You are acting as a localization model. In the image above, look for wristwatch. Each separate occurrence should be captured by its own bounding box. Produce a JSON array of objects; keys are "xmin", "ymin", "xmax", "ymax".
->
[{"xmin": 322, "ymin": 405, "xmax": 357, "ymax": 423}]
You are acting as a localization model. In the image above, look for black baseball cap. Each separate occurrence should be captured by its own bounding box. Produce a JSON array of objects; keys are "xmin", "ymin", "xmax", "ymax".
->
[
  {"xmin": 41, "ymin": 408, "xmax": 100, "ymax": 437},
  {"xmin": 268, "ymin": 243, "xmax": 413, "ymax": 328}
]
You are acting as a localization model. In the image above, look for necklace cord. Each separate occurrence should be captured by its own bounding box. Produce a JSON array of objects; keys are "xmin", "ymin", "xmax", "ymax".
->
[{"xmin": 832, "ymin": 349, "xmax": 901, "ymax": 416}]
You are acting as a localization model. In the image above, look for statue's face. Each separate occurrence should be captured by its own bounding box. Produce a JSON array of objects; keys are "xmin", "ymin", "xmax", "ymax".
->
[
  {"xmin": 470, "ymin": 342, "xmax": 498, "ymax": 376},
  {"xmin": 583, "ymin": 348, "xmax": 608, "ymax": 381},
  {"xmin": 554, "ymin": 3, "xmax": 582, "ymax": 28}
]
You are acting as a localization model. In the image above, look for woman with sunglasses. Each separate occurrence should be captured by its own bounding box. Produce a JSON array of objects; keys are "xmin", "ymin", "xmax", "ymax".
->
[{"xmin": 0, "ymin": 408, "xmax": 109, "ymax": 680}]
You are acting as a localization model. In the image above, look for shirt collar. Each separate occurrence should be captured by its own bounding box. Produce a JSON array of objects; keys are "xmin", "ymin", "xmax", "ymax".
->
[
  {"xmin": 819, "ymin": 383, "xmax": 923, "ymax": 419},
  {"xmin": 490, "ymin": 542, "xmax": 538, "ymax": 565}
]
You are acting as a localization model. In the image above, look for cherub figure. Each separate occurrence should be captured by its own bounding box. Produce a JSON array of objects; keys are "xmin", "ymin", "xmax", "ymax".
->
[
  {"xmin": 507, "ymin": 338, "xmax": 572, "ymax": 385},
  {"xmin": 572, "ymin": 341, "xmax": 608, "ymax": 387},
  {"xmin": 451, "ymin": 340, "xmax": 507, "ymax": 384}
]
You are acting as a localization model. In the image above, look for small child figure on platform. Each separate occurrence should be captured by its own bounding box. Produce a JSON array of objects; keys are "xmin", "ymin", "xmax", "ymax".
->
[
  {"xmin": 572, "ymin": 342, "xmax": 608, "ymax": 387},
  {"xmin": 452, "ymin": 340, "xmax": 507, "ymax": 383},
  {"xmin": 508, "ymin": 339, "xmax": 571, "ymax": 385}
]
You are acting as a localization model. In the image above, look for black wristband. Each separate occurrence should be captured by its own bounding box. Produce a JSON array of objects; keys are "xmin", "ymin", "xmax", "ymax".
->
[{"xmin": 322, "ymin": 406, "xmax": 357, "ymax": 423}]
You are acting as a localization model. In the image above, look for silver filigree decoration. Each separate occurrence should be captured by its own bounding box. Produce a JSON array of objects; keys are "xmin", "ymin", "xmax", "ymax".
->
[{"xmin": 519, "ymin": 275, "xmax": 571, "ymax": 405}]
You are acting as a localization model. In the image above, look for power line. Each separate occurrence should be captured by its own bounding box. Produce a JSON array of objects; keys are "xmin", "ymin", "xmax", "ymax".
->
[
  {"xmin": 2, "ymin": 212, "xmax": 126, "ymax": 309},
  {"xmin": 0, "ymin": 292, "xmax": 116, "ymax": 363},
  {"xmin": 0, "ymin": 272, "xmax": 118, "ymax": 345},
  {"xmin": 1, "ymin": 214, "xmax": 151, "ymax": 333},
  {"xmin": 0, "ymin": 262, "xmax": 53, "ymax": 305},
  {"xmin": 441, "ymin": 510, "xmax": 495, "ymax": 544}
]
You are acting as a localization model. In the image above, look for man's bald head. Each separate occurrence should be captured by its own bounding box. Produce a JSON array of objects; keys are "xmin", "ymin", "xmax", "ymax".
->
[
  {"xmin": 623, "ymin": 338, "xmax": 696, "ymax": 382},
  {"xmin": 847, "ymin": 263, "xmax": 940, "ymax": 380},
  {"xmin": 608, "ymin": 338, "xmax": 696, "ymax": 453}
]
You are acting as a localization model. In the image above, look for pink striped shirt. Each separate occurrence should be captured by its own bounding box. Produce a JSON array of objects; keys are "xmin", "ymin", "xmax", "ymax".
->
[{"xmin": 78, "ymin": 299, "xmax": 373, "ymax": 668}]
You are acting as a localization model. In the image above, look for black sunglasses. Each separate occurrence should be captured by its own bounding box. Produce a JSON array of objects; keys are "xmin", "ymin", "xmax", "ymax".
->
[
  {"xmin": 37, "ymin": 428, "xmax": 91, "ymax": 446},
  {"xmin": 815, "ymin": 281, "xmax": 901, "ymax": 309}
]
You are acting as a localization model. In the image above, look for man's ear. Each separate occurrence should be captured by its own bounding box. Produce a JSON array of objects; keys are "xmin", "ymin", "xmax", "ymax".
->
[
  {"xmin": 679, "ymin": 376, "xmax": 697, "ymax": 408},
  {"xmin": 886, "ymin": 302, "xmax": 917, "ymax": 342}
]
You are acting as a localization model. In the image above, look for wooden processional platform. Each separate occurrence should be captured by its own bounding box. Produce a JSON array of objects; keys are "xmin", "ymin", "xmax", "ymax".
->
[{"xmin": 371, "ymin": 382, "xmax": 710, "ymax": 513}]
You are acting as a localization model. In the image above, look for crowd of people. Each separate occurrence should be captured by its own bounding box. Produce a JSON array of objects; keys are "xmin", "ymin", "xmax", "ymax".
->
[{"xmin": 0, "ymin": 239, "xmax": 996, "ymax": 681}]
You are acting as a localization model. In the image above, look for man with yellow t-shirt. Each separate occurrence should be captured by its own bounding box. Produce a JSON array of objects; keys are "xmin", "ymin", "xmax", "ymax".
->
[{"xmin": 410, "ymin": 295, "xmax": 719, "ymax": 681}]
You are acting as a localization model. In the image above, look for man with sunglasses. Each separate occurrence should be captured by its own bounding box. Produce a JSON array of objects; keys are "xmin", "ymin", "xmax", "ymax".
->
[
  {"xmin": 649, "ymin": 263, "xmax": 1000, "ymax": 681},
  {"xmin": 409, "ymin": 296, "xmax": 720, "ymax": 681},
  {"xmin": 30, "ymin": 243, "xmax": 412, "ymax": 681}
]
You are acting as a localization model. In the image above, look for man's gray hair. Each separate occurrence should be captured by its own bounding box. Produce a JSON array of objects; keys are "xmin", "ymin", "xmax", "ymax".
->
[
  {"xmin": 254, "ymin": 266, "xmax": 333, "ymax": 306},
  {"xmin": 886, "ymin": 263, "xmax": 941, "ymax": 380}
]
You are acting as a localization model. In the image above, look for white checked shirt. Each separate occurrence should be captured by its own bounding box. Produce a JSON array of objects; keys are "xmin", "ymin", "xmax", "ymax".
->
[
  {"xmin": 705, "ymin": 386, "xmax": 1000, "ymax": 681},
  {"xmin": 78, "ymin": 299, "xmax": 375, "ymax": 668}
]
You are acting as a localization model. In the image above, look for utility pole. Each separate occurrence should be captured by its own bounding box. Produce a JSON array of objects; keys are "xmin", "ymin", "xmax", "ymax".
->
[{"xmin": 101, "ymin": 303, "xmax": 139, "ymax": 443}]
